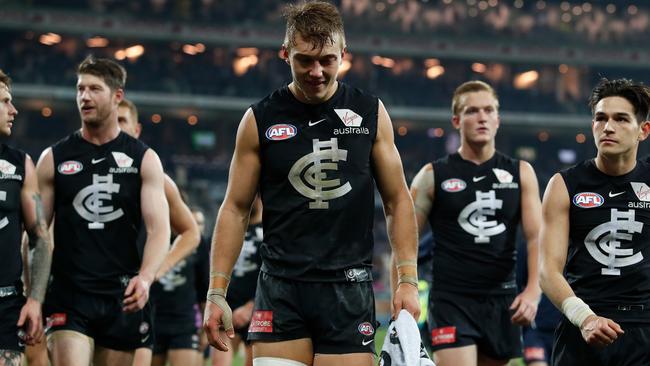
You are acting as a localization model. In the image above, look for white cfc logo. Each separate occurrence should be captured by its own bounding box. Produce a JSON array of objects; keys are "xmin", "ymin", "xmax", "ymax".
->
[
  {"xmin": 289, "ymin": 138, "xmax": 352, "ymax": 209},
  {"xmin": 585, "ymin": 209, "xmax": 644, "ymax": 276},
  {"xmin": 458, "ymin": 190, "xmax": 506, "ymax": 243},
  {"xmin": 0, "ymin": 191, "xmax": 7, "ymax": 230},
  {"xmin": 73, "ymin": 174, "xmax": 124, "ymax": 229}
]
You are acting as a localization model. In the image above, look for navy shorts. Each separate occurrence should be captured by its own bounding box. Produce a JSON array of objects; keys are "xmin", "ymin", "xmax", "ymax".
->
[
  {"xmin": 0, "ymin": 295, "xmax": 25, "ymax": 352},
  {"xmin": 248, "ymin": 272, "xmax": 377, "ymax": 354},
  {"xmin": 522, "ymin": 325, "xmax": 554, "ymax": 364},
  {"xmin": 153, "ymin": 331, "xmax": 199, "ymax": 354},
  {"xmin": 44, "ymin": 284, "xmax": 153, "ymax": 351},
  {"xmin": 427, "ymin": 291, "xmax": 522, "ymax": 360},
  {"xmin": 552, "ymin": 318, "xmax": 650, "ymax": 366}
]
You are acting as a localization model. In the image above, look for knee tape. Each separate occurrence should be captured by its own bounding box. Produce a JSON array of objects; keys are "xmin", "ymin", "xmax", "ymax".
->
[{"xmin": 253, "ymin": 356, "xmax": 308, "ymax": 366}]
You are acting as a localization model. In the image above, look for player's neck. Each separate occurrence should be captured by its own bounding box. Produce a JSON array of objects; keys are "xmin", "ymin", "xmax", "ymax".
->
[
  {"xmin": 595, "ymin": 152, "xmax": 638, "ymax": 176},
  {"xmin": 457, "ymin": 143, "xmax": 495, "ymax": 165},
  {"xmin": 80, "ymin": 120, "xmax": 121, "ymax": 146}
]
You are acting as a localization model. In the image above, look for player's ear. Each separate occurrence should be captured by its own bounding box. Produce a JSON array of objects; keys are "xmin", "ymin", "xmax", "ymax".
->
[
  {"xmin": 281, "ymin": 45, "xmax": 290, "ymax": 64},
  {"xmin": 638, "ymin": 120, "xmax": 650, "ymax": 141},
  {"xmin": 451, "ymin": 115, "xmax": 461, "ymax": 130}
]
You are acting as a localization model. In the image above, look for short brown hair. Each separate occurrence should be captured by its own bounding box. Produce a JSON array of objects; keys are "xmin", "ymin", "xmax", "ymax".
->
[
  {"xmin": 283, "ymin": 1, "xmax": 345, "ymax": 51},
  {"xmin": 77, "ymin": 55, "xmax": 126, "ymax": 91},
  {"xmin": 0, "ymin": 69, "xmax": 11, "ymax": 89},
  {"xmin": 119, "ymin": 98, "xmax": 138, "ymax": 122},
  {"xmin": 452, "ymin": 80, "xmax": 499, "ymax": 116}
]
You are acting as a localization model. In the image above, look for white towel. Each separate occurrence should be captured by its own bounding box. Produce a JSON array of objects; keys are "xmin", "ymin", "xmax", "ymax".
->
[{"xmin": 378, "ymin": 309, "xmax": 435, "ymax": 366}]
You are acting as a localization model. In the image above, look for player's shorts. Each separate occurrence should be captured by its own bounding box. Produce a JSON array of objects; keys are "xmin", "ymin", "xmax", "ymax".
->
[
  {"xmin": 153, "ymin": 331, "xmax": 199, "ymax": 354},
  {"xmin": 522, "ymin": 326, "xmax": 554, "ymax": 364},
  {"xmin": 0, "ymin": 293, "xmax": 25, "ymax": 352},
  {"xmin": 552, "ymin": 318, "xmax": 650, "ymax": 366},
  {"xmin": 427, "ymin": 290, "xmax": 522, "ymax": 360},
  {"xmin": 248, "ymin": 271, "xmax": 377, "ymax": 354},
  {"xmin": 44, "ymin": 284, "xmax": 153, "ymax": 351}
]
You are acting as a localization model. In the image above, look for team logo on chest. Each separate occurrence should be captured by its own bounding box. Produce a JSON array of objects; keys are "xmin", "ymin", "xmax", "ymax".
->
[
  {"xmin": 73, "ymin": 174, "xmax": 124, "ymax": 229},
  {"xmin": 585, "ymin": 208, "xmax": 644, "ymax": 276},
  {"xmin": 458, "ymin": 190, "xmax": 506, "ymax": 243},
  {"xmin": 289, "ymin": 138, "xmax": 351, "ymax": 209}
]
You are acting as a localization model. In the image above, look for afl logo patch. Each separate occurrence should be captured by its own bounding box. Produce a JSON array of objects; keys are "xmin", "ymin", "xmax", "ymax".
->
[
  {"xmin": 265, "ymin": 124, "xmax": 297, "ymax": 141},
  {"xmin": 58, "ymin": 160, "xmax": 83, "ymax": 175},
  {"xmin": 441, "ymin": 178, "xmax": 466, "ymax": 192},
  {"xmin": 573, "ymin": 192, "xmax": 604, "ymax": 208},
  {"xmin": 358, "ymin": 322, "xmax": 375, "ymax": 336}
]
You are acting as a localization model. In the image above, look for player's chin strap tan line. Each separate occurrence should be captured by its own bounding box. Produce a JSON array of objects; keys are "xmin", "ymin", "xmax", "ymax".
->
[
  {"xmin": 207, "ymin": 271, "xmax": 234, "ymax": 331},
  {"xmin": 396, "ymin": 259, "xmax": 419, "ymax": 288}
]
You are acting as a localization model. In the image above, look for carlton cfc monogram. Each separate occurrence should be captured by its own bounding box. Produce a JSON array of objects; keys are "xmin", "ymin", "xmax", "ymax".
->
[
  {"xmin": 73, "ymin": 173, "xmax": 124, "ymax": 229},
  {"xmin": 288, "ymin": 138, "xmax": 352, "ymax": 209}
]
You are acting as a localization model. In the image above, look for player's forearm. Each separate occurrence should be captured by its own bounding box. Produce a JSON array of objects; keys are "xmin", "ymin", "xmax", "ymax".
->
[
  {"xmin": 525, "ymin": 239, "xmax": 542, "ymax": 293},
  {"xmin": 139, "ymin": 225, "xmax": 171, "ymax": 282},
  {"xmin": 385, "ymin": 196, "xmax": 418, "ymax": 284},
  {"xmin": 209, "ymin": 206, "xmax": 249, "ymax": 291},
  {"xmin": 158, "ymin": 228, "xmax": 201, "ymax": 278},
  {"xmin": 539, "ymin": 266, "xmax": 575, "ymax": 310},
  {"xmin": 26, "ymin": 228, "xmax": 52, "ymax": 303}
]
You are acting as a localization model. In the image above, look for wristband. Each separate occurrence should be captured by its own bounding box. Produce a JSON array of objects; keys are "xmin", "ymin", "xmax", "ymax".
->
[
  {"xmin": 206, "ymin": 288, "xmax": 233, "ymax": 331},
  {"xmin": 397, "ymin": 274, "xmax": 419, "ymax": 288},
  {"xmin": 561, "ymin": 296, "xmax": 595, "ymax": 328},
  {"xmin": 209, "ymin": 271, "xmax": 231, "ymax": 281},
  {"xmin": 396, "ymin": 259, "xmax": 417, "ymax": 269}
]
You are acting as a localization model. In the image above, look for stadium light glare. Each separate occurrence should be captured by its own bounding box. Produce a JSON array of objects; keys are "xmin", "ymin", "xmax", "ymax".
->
[
  {"xmin": 39, "ymin": 33, "xmax": 61, "ymax": 46},
  {"xmin": 514, "ymin": 70, "xmax": 539, "ymax": 89},
  {"xmin": 472, "ymin": 63, "xmax": 487, "ymax": 73},
  {"xmin": 426, "ymin": 65, "xmax": 445, "ymax": 79},
  {"xmin": 86, "ymin": 37, "xmax": 109, "ymax": 48},
  {"xmin": 125, "ymin": 45, "xmax": 145, "ymax": 59}
]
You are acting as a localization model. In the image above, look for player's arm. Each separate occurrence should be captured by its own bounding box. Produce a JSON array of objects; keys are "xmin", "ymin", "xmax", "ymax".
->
[
  {"xmin": 410, "ymin": 163, "xmax": 435, "ymax": 233},
  {"xmin": 205, "ymin": 107, "xmax": 260, "ymax": 351},
  {"xmin": 372, "ymin": 100, "xmax": 420, "ymax": 320},
  {"xmin": 19, "ymin": 154, "xmax": 53, "ymax": 344},
  {"xmin": 539, "ymin": 173, "xmax": 623, "ymax": 346},
  {"xmin": 510, "ymin": 161, "xmax": 542, "ymax": 326},
  {"xmin": 123, "ymin": 149, "xmax": 170, "ymax": 312},
  {"xmin": 154, "ymin": 175, "xmax": 201, "ymax": 280},
  {"xmin": 389, "ymin": 163, "xmax": 434, "ymax": 300},
  {"xmin": 35, "ymin": 148, "xmax": 55, "ymax": 226}
]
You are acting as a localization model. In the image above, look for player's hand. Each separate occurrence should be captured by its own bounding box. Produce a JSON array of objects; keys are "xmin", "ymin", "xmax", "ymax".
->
[
  {"xmin": 204, "ymin": 294, "xmax": 235, "ymax": 351},
  {"xmin": 16, "ymin": 297, "xmax": 44, "ymax": 345},
  {"xmin": 392, "ymin": 282, "xmax": 420, "ymax": 320},
  {"xmin": 198, "ymin": 328, "xmax": 209, "ymax": 352},
  {"xmin": 510, "ymin": 286, "xmax": 540, "ymax": 326},
  {"xmin": 232, "ymin": 300, "xmax": 254, "ymax": 329},
  {"xmin": 580, "ymin": 315, "xmax": 624, "ymax": 347},
  {"xmin": 122, "ymin": 274, "xmax": 151, "ymax": 313}
]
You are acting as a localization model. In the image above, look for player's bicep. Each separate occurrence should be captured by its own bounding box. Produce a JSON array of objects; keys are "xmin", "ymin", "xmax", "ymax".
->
[
  {"xmin": 539, "ymin": 173, "xmax": 571, "ymax": 274},
  {"xmin": 21, "ymin": 155, "xmax": 40, "ymax": 231},
  {"xmin": 222, "ymin": 108, "xmax": 261, "ymax": 215},
  {"xmin": 140, "ymin": 149, "xmax": 169, "ymax": 234},
  {"xmin": 35, "ymin": 148, "xmax": 55, "ymax": 225},
  {"xmin": 410, "ymin": 163, "xmax": 435, "ymax": 230},
  {"xmin": 519, "ymin": 161, "xmax": 542, "ymax": 243},
  {"xmin": 372, "ymin": 100, "xmax": 410, "ymax": 204}
]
